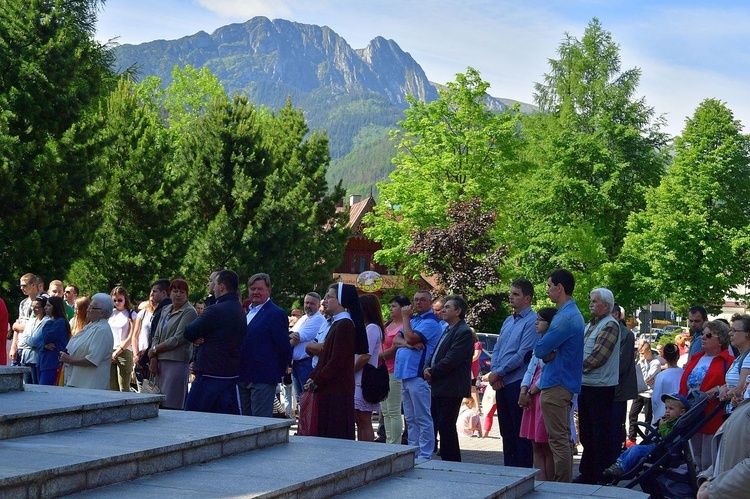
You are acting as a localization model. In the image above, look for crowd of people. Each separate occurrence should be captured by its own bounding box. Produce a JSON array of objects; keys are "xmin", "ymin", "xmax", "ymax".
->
[{"xmin": 1, "ymin": 268, "xmax": 749, "ymax": 497}]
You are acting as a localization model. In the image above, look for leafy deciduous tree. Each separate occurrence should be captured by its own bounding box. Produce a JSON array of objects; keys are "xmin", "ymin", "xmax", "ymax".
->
[
  {"xmin": 366, "ymin": 67, "xmax": 524, "ymax": 278},
  {"xmin": 408, "ymin": 199, "xmax": 507, "ymax": 328},
  {"xmin": 617, "ymin": 98, "xmax": 750, "ymax": 313},
  {"xmin": 506, "ymin": 18, "xmax": 668, "ymax": 291}
]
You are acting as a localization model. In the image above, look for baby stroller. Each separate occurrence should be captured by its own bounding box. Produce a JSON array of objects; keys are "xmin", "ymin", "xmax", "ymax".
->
[{"xmin": 606, "ymin": 391, "xmax": 724, "ymax": 498}]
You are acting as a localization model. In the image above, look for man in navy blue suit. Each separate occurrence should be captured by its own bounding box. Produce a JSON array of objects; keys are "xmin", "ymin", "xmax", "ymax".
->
[{"xmin": 238, "ymin": 273, "xmax": 293, "ymax": 417}]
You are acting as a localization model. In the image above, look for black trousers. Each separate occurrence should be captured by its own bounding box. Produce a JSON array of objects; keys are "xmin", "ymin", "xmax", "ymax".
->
[
  {"xmin": 628, "ymin": 395, "xmax": 653, "ymax": 441},
  {"xmin": 578, "ymin": 385, "xmax": 617, "ymax": 481},
  {"xmin": 609, "ymin": 400, "xmax": 628, "ymax": 463},
  {"xmin": 496, "ymin": 379, "xmax": 533, "ymax": 467},
  {"xmin": 431, "ymin": 396, "xmax": 462, "ymax": 462}
]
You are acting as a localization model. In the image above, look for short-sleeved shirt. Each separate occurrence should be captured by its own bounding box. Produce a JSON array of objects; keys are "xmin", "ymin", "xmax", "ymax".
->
[
  {"xmin": 382, "ymin": 321, "xmax": 403, "ymax": 373},
  {"xmin": 394, "ymin": 311, "xmax": 442, "ymax": 380},
  {"xmin": 725, "ymin": 353, "xmax": 750, "ymax": 388},
  {"xmin": 687, "ymin": 355, "xmax": 714, "ymax": 391},
  {"xmin": 64, "ymin": 320, "xmax": 115, "ymax": 389}
]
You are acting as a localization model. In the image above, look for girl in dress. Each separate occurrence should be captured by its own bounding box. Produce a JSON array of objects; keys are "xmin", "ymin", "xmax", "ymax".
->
[
  {"xmin": 456, "ymin": 397, "xmax": 482, "ymax": 437},
  {"xmin": 518, "ymin": 307, "xmax": 557, "ymax": 481}
]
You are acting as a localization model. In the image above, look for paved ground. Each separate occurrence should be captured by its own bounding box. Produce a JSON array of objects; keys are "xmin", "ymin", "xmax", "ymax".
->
[{"xmin": 285, "ymin": 413, "xmax": 582, "ymax": 472}]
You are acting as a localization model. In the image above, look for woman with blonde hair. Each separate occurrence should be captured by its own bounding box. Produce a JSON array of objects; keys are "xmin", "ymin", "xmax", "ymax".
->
[{"xmin": 70, "ymin": 296, "xmax": 90, "ymax": 336}]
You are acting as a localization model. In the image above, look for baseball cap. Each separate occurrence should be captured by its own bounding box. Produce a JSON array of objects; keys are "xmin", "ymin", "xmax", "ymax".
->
[{"xmin": 661, "ymin": 392, "xmax": 690, "ymax": 410}]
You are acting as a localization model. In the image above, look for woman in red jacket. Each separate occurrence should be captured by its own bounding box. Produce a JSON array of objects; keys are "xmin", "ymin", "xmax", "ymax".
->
[{"xmin": 679, "ymin": 320, "xmax": 733, "ymax": 472}]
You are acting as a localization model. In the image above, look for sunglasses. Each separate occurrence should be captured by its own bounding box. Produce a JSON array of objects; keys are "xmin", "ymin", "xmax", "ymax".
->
[
  {"xmin": 114, "ymin": 298, "xmax": 124, "ymax": 303},
  {"xmin": 701, "ymin": 331, "xmax": 714, "ymax": 339}
]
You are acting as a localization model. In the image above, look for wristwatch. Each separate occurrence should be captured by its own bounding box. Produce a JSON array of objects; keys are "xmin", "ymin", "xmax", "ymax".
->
[{"xmin": 150, "ymin": 346, "xmax": 158, "ymax": 357}]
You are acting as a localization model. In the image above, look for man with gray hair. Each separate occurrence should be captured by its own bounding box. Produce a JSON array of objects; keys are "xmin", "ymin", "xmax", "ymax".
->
[
  {"xmin": 59, "ymin": 293, "xmax": 115, "ymax": 390},
  {"xmin": 574, "ymin": 287, "xmax": 621, "ymax": 484},
  {"xmin": 238, "ymin": 273, "xmax": 293, "ymax": 417},
  {"xmin": 289, "ymin": 292, "xmax": 326, "ymax": 407}
]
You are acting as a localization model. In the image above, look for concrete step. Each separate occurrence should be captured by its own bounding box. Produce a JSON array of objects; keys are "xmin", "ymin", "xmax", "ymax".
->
[
  {"xmin": 72, "ymin": 436, "xmax": 415, "ymax": 498},
  {"xmin": 339, "ymin": 459, "xmax": 538, "ymax": 499},
  {"xmin": 525, "ymin": 480, "xmax": 648, "ymax": 498},
  {"xmin": 0, "ymin": 366, "xmax": 27, "ymax": 393},
  {"xmin": 0, "ymin": 384, "xmax": 163, "ymax": 440},
  {"xmin": 0, "ymin": 410, "xmax": 292, "ymax": 497}
]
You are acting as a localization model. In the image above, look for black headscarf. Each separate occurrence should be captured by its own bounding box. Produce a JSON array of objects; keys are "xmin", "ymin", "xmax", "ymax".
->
[{"xmin": 337, "ymin": 283, "xmax": 369, "ymax": 355}]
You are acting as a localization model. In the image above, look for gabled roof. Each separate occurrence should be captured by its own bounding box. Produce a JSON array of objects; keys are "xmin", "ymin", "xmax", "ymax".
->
[{"xmin": 344, "ymin": 197, "xmax": 376, "ymax": 235}]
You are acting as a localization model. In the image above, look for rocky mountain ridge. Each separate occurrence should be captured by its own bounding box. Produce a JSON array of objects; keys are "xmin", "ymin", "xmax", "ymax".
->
[{"xmin": 114, "ymin": 16, "xmax": 533, "ymax": 196}]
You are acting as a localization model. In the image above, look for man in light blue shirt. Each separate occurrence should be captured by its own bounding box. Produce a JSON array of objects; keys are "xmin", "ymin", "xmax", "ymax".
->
[
  {"xmin": 534, "ymin": 269, "xmax": 585, "ymax": 482},
  {"xmin": 489, "ymin": 278, "xmax": 539, "ymax": 468},
  {"xmin": 394, "ymin": 290, "xmax": 443, "ymax": 463}
]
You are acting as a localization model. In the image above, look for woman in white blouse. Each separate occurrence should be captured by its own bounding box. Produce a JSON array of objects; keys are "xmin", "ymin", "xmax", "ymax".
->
[{"xmin": 108, "ymin": 286, "xmax": 137, "ymax": 391}]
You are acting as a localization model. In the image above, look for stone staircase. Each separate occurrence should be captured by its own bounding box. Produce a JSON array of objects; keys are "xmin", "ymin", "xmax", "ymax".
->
[{"xmin": 0, "ymin": 367, "xmax": 645, "ymax": 498}]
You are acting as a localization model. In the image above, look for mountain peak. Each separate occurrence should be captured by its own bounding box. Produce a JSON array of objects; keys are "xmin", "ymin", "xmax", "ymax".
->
[{"xmin": 116, "ymin": 17, "xmax": 437, "ymax": 106}]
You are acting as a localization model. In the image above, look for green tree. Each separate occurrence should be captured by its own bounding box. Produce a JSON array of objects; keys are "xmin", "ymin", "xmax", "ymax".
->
[
  {"xmin": 365, "ymin": 68, "xmax": 524, "ymax": 277},
  {"xmin": 505, "ymin": 18, "xmax": 668, "ymax": 288},
  {"xmin": 177, "ymin": 95, "xmax": 349, "ymax": 306},
  {"xmin": 0, "ymin": 0, "xmax": 115, "ymax": 291},
  {"xmin": 66, "ymin": 77, "xmax": 177, "ymax": 297},
  {"xmin": 617, "ymin": 99, "xmax": 750, "ymax": 313}
]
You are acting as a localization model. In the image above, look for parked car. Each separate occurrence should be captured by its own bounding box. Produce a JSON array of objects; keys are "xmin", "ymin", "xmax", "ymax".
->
[
  {"xmin": 476, "ymin": 332, "xmax": 498, "ymax": 375},
  {"xmin": 663, "ymin": 325, "xmax": 685, "ymax": 335}
]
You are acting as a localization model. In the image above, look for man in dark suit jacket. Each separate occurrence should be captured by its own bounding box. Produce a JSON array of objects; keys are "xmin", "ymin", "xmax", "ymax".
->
[
  {"xmin": 238, "ymin": 273, "xmax": 293, "ymax": 417},
  {"xmin": 184, "ymin": 270, "xmax": 247, "ymax": 415},
  {"xmin": 423, "ymin": 294, "xmax": 474, "ymax": 462}
]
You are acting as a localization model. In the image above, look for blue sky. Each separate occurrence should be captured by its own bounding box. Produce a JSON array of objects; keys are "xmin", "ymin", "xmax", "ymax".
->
[{"xmin": 95, "ymin": 0, "xmax": 750, "ymax": 137}]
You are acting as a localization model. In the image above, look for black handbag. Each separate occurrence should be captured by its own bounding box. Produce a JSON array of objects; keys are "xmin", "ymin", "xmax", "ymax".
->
[{"xmin": 361, "ymin": 359, "xmax": 390, "ymax": 404}]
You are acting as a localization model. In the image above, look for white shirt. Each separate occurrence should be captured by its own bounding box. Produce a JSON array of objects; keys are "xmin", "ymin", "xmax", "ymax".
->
[
  {"xmin": 292, "ymin": 312, "xmax": 327, "ymax": 361},
  {"xmin": 651, "ymin": 367, "xmax": 684, "ymax": 424},
  {"xmin": 109, "ymin": 309, "xmax": 136, "ymax": 350},
  {"xmin": 137, "ymin": 308, "xmax": 153, "ymax": 352},
  {"xmin": 246, "ymin": 298, "xmax": 270, "ymax": 324},
  {"xmin": 310, "ymin": 313, "xmax": 350, "ymax": 368}
]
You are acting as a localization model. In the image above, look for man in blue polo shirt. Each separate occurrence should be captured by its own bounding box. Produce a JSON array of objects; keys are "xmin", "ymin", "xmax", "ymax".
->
[
  {"xmin": 534, "ymin": 269, "xmax": 585, "ymax": 482},
  {"xmin": 394, "ymin": 290, "xmax": 443, "ymax": 463}
]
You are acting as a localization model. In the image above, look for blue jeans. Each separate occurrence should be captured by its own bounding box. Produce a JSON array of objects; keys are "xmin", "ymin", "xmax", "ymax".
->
[
  {"xmin": 401, "ymin": 377, "xmax": 434, "ymax": 460},
  {"xmin": 619, "ymin": 443, "xmax": 655, "ymax": 473},
  {"xmin": 292, "ymin": 358, "xmax": 313, "ymax": 407}
]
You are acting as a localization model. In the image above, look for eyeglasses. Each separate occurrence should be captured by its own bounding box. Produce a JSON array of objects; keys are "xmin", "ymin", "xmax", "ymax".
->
[
  {"xmin": 19, "ymin": 283, "xmax": 28, "ymax": 289},
  {"xmin": 730, "ymin": 328, "xmax": 747, "ymax": 333},
  {"xmin": 701, "ymin": 331, "xmax": 714, "ymax": 339},
  {"xmin": 114, "ymin": 298, "xmax": 124, "ymax": 303}
]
